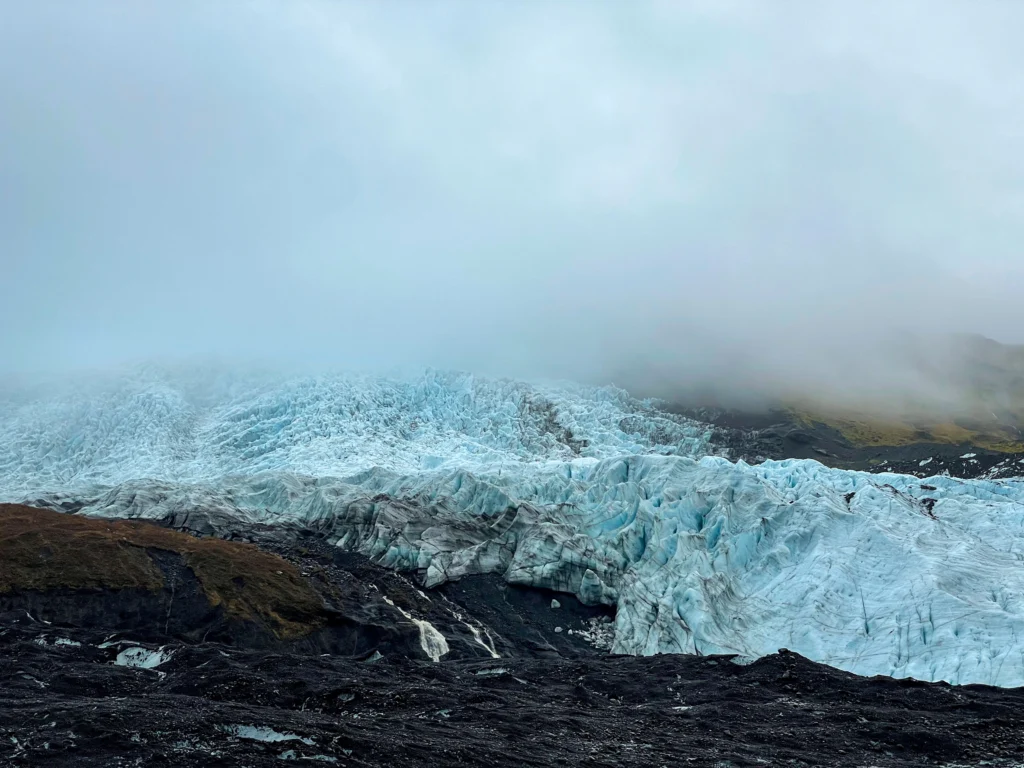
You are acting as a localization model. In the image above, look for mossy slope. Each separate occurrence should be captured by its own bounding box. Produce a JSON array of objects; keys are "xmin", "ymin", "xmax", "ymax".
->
[
  {"xmin": 0, "ymin": 504, "xmax": 324, "ymax": 638},
  {"xmin": 789, "ymin": 409, "xmax": 1024, "ymax": 452}
]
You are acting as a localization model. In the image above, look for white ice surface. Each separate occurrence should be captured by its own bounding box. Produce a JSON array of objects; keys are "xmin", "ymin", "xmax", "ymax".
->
[
  {"xmin": 115, "ymin": 646, "xmax": 173, "ymax": 669},
  {"xmin": 220, "ymin": 725, "xmax": 314, "ymax": 746},
  {"xmin": 4, "ymin": 367, "xmax": 1024, "ymax": 686},
  {"xmin": 0, "ymin": 366, "xmax": 708, "ymax": 494}
]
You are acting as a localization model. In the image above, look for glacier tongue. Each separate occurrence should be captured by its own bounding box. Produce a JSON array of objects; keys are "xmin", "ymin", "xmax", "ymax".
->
[{"xmin": 4, "ymin": 367, "xmax": 1024, "ymax": 686}]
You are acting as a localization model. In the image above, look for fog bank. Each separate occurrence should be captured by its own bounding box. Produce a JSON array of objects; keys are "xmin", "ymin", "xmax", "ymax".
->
[{"xmin": 3, "ymin": 1, "xmax": 1024, "ymax": 410}]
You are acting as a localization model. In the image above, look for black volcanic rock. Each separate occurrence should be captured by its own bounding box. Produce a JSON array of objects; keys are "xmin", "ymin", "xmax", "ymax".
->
[
  {"xmin": 3, "ymin": 505, "xmax": 1024, "ymax": 766},
  {"xmin": 5, "ymin": 627, "xmax": 1024, "ymax": 767}
]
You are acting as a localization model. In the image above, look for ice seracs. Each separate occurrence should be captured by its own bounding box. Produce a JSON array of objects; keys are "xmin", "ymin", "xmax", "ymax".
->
[
  {"xmin": 0, "ymin": 366, "xmax": 710, "ymax": 495},
  {"xmin": 4, "ymin": 366, "xmax": 1024, "ymax": 686}
]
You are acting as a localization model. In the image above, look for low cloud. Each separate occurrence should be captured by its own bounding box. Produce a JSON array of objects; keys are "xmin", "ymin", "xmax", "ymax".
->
[{"xmin": 3, "ymin": 1, "xmax": 1024, "ymax": 412}]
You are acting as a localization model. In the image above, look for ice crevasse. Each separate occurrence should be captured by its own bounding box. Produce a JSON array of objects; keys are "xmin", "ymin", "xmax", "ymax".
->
[{"xmin": 3, "ymin": 367, "xmax": 1024, "ymax": 687}]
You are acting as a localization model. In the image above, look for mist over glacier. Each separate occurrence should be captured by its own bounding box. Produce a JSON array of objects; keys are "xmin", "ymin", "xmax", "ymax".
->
[{"xmin": 4, "ymin": 2, "xmax": 1024, "ymax": 412}]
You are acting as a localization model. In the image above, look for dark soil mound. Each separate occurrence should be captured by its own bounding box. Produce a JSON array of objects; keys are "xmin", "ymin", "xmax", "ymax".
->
[
  {"xmin": 0, "ymin": 503, "xmax": 326, "ymax": 642},
  {"xmin": 4, "ymin": 628, "xmax": 1024, "ymax": 767}
]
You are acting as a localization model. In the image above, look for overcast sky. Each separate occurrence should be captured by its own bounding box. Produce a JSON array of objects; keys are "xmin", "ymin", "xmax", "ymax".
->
[{"xmin": 3, "ymin": 1, "xmax": 1024, "ymax": 399}]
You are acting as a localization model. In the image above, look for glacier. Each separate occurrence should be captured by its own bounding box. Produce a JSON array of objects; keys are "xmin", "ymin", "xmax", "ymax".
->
[
  {"xmin": 0, "ymin": 366, "xmax": 710, "ymax": 491},
  {"xmin": 3, "ymin": 367, "xmax": 1024, "ymax": 686}
]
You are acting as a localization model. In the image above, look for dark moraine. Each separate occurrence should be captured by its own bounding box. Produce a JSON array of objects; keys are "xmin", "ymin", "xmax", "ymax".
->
[{"xmin": 2, "ymin": 504, "xmax": 1024, "ymax": 767}]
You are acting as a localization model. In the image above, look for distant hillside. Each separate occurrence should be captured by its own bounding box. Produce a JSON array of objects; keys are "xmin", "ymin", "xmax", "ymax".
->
[
  {"xmin": 664, "ymin": 334, "xmax": 1024, "ymax": 477},
  {"xmin": 789, "ymin": 334, "xmax": 1024, "ymax": 452}
]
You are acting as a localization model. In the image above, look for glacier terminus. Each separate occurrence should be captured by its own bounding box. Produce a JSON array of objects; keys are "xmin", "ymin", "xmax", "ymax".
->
[{"xmin": 3, "ymin": 366, "xmax": 1024, "ymax": 687}]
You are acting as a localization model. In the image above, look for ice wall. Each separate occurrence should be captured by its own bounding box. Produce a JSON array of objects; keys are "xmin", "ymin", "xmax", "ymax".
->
[{"xmin": 5, "ymin": 367, "xmax": 1024, "ymax": 686}]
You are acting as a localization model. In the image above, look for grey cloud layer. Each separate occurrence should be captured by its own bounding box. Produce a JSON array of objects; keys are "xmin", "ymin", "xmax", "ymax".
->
[{"xmin": 2, "ymin": 1, "xmax": 1023, "ymax": 402}]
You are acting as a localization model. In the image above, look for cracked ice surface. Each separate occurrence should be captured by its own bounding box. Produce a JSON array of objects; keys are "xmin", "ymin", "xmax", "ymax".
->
[
  {"xmin": 0, "ymin": 366, "xmax": 709, "ymax": 494},
  {"xmin": 5, "ymin": 367, "xmax": 1024, "ymax": 686}
]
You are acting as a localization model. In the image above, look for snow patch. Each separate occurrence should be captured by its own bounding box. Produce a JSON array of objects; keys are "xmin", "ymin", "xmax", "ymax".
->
[
  {"xmin": 34, "ymin": 637, "xmax": 81, "ymax": 649},
  {"xmin": 474, "ymin": 667, "xmax": 509, "ymax": 677},
  {"xmin": 221, "ymin": 725, "xmax": 314, "ymax": 746},
  {"xmin": 279, "ymin": 751, "xmax": 338, "ymax": 763},
  {"xmin": 115, "ymin": 646, "xmax": 173, "ymax": 669}
]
